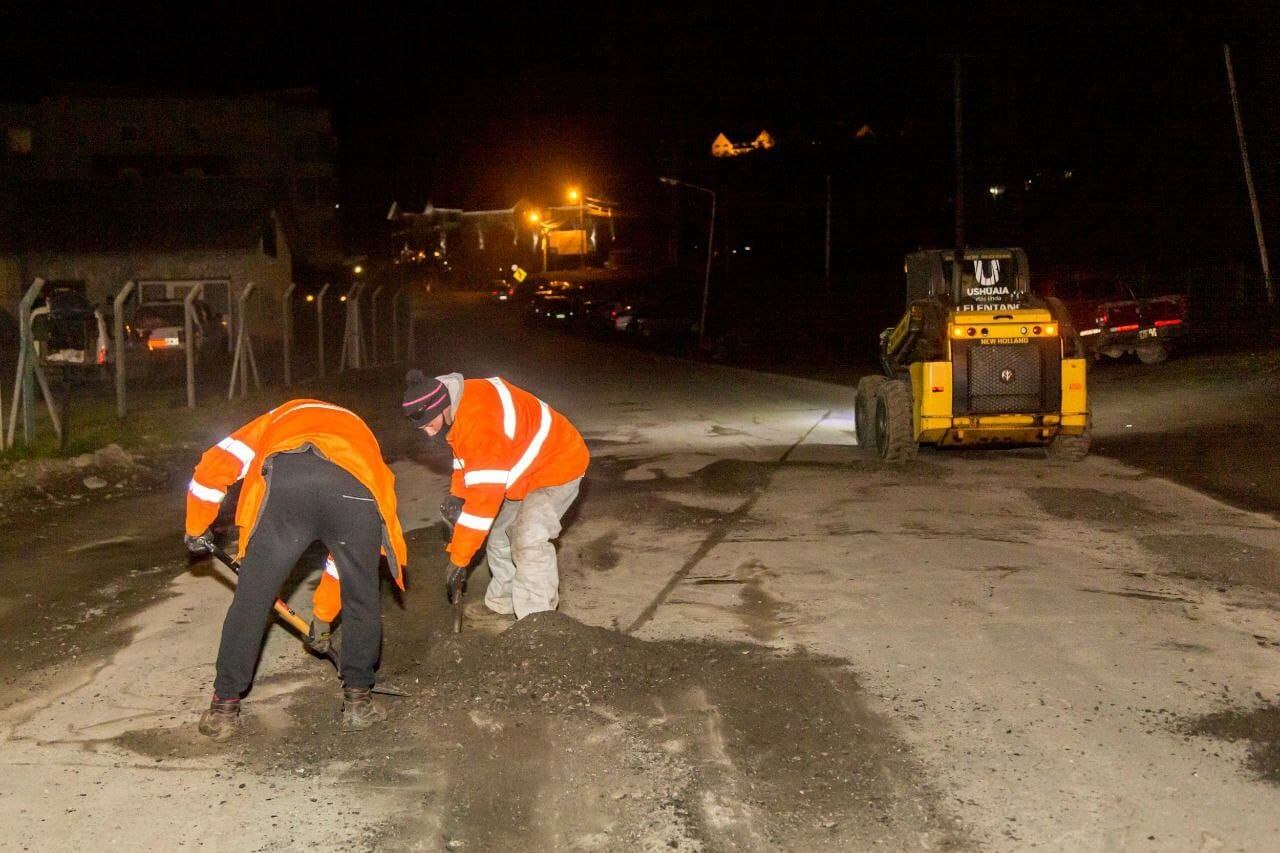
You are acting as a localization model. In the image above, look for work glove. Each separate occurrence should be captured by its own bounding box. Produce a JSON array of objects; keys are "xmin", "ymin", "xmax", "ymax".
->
[
  {"xmin": 439, "ymin": 495, "xmax": 464, "ymax": 544},
  {"xmin": 184, "ymin": 530, "xmax": 215, "ymax": 555},
  {"xmin": 445, "ymin": 562, "xmax": 467, "ymax": 604},
  {"xmin": 306, "ymin": 619, "xmax": 333, "ymax": 655}
]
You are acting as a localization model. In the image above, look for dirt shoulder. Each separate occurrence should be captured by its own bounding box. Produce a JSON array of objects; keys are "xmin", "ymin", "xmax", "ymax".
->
[{"xmin": 1089, "ymin": 347, "xmax": 1280, "ymax": 518}]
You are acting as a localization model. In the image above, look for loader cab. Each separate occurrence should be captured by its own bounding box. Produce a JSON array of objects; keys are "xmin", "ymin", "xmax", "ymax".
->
[{"xmin": 905, "ymin": 248, "xmax": 1032, "ymax": 310}]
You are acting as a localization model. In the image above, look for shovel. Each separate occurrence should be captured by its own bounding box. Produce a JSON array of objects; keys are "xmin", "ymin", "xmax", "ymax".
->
[{"xmin": 208, "ymin": 544, "xmax": 409, "ymax": 697}]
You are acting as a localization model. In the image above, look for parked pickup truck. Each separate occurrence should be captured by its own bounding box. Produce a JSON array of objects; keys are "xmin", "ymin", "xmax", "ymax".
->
[{"xmin": 1039, "ymin": 273, "xmax": 1189, "ymax": 364}]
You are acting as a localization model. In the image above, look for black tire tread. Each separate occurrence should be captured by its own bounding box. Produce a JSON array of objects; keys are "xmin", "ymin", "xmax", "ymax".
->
[
  {"xmin": 1047, "ymin": 428, "xmax": 1091, "ymax": 462},
  {"xmin": 875, "ymin": 379, "xmax": 917, "ymax": 462},
  {"xmin": 1136, "ymin": 342, "xmax": 1168, "ymax": 365},
  {"xmin": 855, "ymin": 375, "xmax": 888, "ymax": 451}
]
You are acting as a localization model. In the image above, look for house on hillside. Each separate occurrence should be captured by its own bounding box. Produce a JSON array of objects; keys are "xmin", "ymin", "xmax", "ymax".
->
[{"xmin": 711, "ymin": 130, "xmax": 776, "ymax": 158}]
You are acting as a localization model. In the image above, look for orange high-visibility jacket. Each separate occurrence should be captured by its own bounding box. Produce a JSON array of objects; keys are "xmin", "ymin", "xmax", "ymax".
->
[
  {"xmin": 184, "ymin": 400, "xmax": 408, "ymax": 600},
  {"xmin": 446, "ymin": 377, "xmax": 589, "ymax": 567}
]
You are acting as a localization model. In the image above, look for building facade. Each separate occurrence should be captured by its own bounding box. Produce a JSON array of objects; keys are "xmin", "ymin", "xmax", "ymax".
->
[{"xmin": 0, "ymin": 90, "xmax": 338, "ymax": 326}]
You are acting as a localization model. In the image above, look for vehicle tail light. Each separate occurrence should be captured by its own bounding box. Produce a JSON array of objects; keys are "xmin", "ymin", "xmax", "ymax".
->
[
  {"xmin": 1045, "ymin": 325, "xmax": 1056, "ymax": 335},
  {"xmin": 1154, "ymin": 318, "xmax": 1182, "ymax": 328},
  {"xmin": 1110, "ymin": 323, "xmax": 1139, "ymax": 333},
  {"xmin": 1032, "ymin": 325, "xmax": 1042, "ymax": 335}
]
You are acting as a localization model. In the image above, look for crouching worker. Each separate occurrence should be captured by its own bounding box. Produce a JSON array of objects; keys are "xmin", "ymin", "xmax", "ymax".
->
[
  {"xmin": 403, "ymin": 370, "xmax": 588, "ymax": 619},
  {"xmin": 184, "ymin": 399, "xmax": 408, "ymax": 740}
]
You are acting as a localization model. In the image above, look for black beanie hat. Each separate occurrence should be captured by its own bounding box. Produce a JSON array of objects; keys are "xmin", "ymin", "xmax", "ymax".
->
[{"xmin": 403, "ymin": 369, "xmax": 450, "ymax": 427}]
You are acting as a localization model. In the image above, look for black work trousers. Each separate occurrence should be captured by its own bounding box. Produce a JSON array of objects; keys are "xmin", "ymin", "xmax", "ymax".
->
[{"xmin": 213, "ymin": 450, "xmax": 384, "ymax": 698}]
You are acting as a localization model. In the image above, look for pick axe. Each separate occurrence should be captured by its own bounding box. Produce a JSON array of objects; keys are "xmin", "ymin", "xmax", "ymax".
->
[{"xmin": 207, "ymin": 543, "xmax": 409, "ymax": 697}]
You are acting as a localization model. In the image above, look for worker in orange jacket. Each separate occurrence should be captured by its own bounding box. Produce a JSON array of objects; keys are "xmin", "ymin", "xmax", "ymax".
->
[
  {"xmin": 402, "ymin": 370, "xmax": 588, "ymax": 619},
  {"xmin": 184, "ymin": 399, "xmax": 408, "ymax": 740}
]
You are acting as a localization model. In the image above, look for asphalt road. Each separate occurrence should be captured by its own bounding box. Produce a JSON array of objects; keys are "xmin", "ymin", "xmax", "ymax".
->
[{"xmin": 1, "ymin": 294, "xmax": 1279, "ymax": 850}]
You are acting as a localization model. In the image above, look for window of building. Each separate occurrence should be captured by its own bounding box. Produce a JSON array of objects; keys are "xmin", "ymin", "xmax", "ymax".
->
[{"xmin": 6, "ymin": 127, "xmax": 33, "ymax": 155}]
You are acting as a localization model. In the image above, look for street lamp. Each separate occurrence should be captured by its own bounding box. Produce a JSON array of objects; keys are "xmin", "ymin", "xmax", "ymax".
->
[
  {"xmin": 660, "ymin": 176, "xmax": 717, "ymax": 352},
  {"xmin": 527, "ymin": 211, "xmax": 549, "ymax": 271},
  {"xmin": 567, "ymin": 187, "xmax": 585, "ymax": 267}
]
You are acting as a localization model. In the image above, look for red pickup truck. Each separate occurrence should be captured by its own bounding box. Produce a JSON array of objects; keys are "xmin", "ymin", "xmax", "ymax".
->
[{"xmin": 1038, "ymin": 274, "xmax": 1189, "ymax": 364}]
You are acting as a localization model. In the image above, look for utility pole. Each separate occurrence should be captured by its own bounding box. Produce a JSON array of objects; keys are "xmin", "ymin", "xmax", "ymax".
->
[
  {"xmin": 1225, "ymin": 43, "xmax": 1275, "ymax": 307},
  {"xmin": 669, "ymin": 142, "xmax": 682, "ymax": 266},
  {"xmin": 952, "ymin": 53, "xmax": 966, "ymax": 296},
  {"xmin": 824, "ymin": 173, "xmax": 833, "ymax": 291}
]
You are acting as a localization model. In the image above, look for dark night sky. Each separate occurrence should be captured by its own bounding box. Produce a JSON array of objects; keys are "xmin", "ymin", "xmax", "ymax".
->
[{"xmin": 4, "ymin": 2, "xmax": 1280, "ymax": 261}]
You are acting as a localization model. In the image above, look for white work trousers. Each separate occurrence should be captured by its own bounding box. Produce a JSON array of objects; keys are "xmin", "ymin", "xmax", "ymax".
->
[{"xmin": 484, "ymin": 477, "xmax": 582, "ymax": 619}]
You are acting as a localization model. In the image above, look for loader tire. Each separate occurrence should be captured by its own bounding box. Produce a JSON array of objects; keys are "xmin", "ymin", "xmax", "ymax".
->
[
  {"xmin": 1047, "ymin": 428, "xmax": 1091, "ymax": 462},
  {"xmin": 855, "ymin": 375, "xmax": 887, "ymax": 452},
  {"xmin": 874, "ymin": 379, "xmax": 917, "ymax": 463},
  {"xmin": 1136, "ymin": 341, "xmax": 1168, "ymax": 365}
]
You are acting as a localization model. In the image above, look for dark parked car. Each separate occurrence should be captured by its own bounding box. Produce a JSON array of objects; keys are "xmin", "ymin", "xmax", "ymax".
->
[
  {"xmin": 576, "ymin": 280, "xmax": 640, "ymax": 332},
  {"xmin": 488, "ymin": 280, "xmax": 516, "ymax": 303},
  {"xmin": 620, "ymin": 296, "xmax": 698, "ymax": 339},
  {"xmin": 31, "ymin": 281, "xmax": 110, "ymax": 367},
  {"xmin": 522, "ymin": 280, "xmax": 580, "ymax": 326}
]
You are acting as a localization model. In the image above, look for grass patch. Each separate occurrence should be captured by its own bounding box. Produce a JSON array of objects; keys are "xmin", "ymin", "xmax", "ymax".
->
[{"xmin": 0, "ymin": 366, "xmax": 412, "ymax": 463}]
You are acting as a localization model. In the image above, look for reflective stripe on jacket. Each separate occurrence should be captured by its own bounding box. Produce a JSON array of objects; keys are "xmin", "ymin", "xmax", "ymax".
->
[
  {"xmin": 184, "ymin": 398, "xmax": 408, "ymax": 588},
  {"xmin": 446, "ymin": 377, "xmax": 588, "ymax": 567}
]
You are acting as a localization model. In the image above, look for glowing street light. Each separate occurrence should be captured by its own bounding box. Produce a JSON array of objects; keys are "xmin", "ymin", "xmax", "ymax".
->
[
  {"xmin": 568, "ymin": 187, "xmax": 585, "ymax": 266},
  {"xmin": 527, "ymin": 211, "xmax": 541, "ymax": 224},
  {"xmin": 353, "ymin": 265, "xmax": 364, "ymax": 275}
]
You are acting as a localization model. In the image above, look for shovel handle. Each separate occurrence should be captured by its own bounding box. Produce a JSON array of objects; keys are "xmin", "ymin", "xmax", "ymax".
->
[
  {"xmin": 209, "ymin": 544, "xmax": 311, "ymax": 636},
  {"xmin": 450, "ymin": 578, "xmax": 464, "ymax": 633}
]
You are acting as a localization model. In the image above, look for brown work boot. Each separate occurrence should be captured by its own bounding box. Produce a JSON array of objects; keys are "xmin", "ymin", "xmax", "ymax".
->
[
  {"xmin": 340, "ymin": 687, "xmax": 386, "ymax": 732},
  {"xmin": 197, "ymin": 697, "xmax": 242, "ymax": 741}
]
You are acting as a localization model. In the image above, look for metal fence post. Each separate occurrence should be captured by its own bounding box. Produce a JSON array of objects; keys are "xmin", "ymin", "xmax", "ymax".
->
[
  {"xmin": 184, "ymin": 283, "xmax": 206, "ymax": 409},
  {"xmin": 390, "ymin": 285, "xmax": 402, "ymax": 363},
  {"xmin": 406, "ymin": 285, "xmax": 417, "ymax": 363},
  {"xmin": 228, "ymin": 282, "xmax": 260, "ymax": 399},
  {"xmin": 338, "ymin": 281, "xmax": 363, "ymax": 371},
  {"xmin": 7, "ymin": 278, "xmax": 59, "ymax": 447},
  {"xmin": 19, "ymin": 280, "xmax": 39, "ymax": 443},
  {"xmin": 282, "ymin": 282, "xmax": 296, "ymax": 387},
  {"xmin": 113, "ymin": 281, "xmax": 136, "ymax": 419},
  {"xmin": 317, "ymin": 282, "xmax": 331, "ymax": 378},
  {"xmin": 370, "ymin": 284, "xmax": 383, "ymax": 366}
]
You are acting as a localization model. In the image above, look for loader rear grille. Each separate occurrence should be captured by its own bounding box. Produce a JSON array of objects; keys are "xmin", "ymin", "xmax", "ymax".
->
[{"xmin": 957, "ymin": 341, "xmax": 1055, "ymax": 414}]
